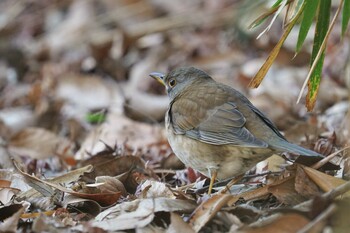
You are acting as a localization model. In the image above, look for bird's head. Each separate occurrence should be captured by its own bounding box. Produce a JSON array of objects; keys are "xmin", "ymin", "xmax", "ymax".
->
[{"xmin": 149, "ymin": 67, "xmax": 212, "ymax": 99}]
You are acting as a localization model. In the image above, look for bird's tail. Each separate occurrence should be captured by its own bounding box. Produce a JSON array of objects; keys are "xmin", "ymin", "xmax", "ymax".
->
[
  {"xmin": 270, "ymin": 139, "xmax": 341, "ymax": 170},
  {"xmin": 271, "ymin": 139, "xmax": 323, "ymax": 158}
]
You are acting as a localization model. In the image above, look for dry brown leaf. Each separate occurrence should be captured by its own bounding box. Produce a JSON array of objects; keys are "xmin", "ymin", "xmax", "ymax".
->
[
  {"xmin": 94, "ymin": 176, "xmax": 127, "ymax": 196},
  {"xmin": 8, "ymin": 127, "xmax": 74, "ymax": 160},
  {"xmin": 331, "ymin": 198, "xmax": 350, "ymax": 233},
  {"xmin": 62, "ymin": 195, "xmax": 101, "ymax": 217},
  {"xmin": 76, "ymin": 114, "xmax": 165, "ymax": 160},
  {"xmin": 228, "ymin": 186, "xmax": 270, "ymax": 206},
  {"xmin": 17, "ymin": 164, "xmax": 93, "ymax": 200},
  {"xmin": 0, "ymin": 179, "xmax": 11, "ymax": 187},
  {"xmin": 167, "ymin": 213, "xmax": 195, "ymax": 233},
  {"xmin": 14, "ymin": 160, "xmax": 120, "ymax": 206},
  {"xmin": 80, "ymin": 154, "xmax": 145, "ymax": 181},
  {"xmin": 295, "ymin": 165, "xmax": 320, "ymax": 198},
  {"xmin": 227, "ymin": 205, "xmax": 261, "ymax": 225},
  {"xmin": 69, "ymin": 191, "xmax": 121, "ymax": 207},
  {"xmin": 303, "ymin": 166, "xmax": 350, "ymax": 197},
  {"xmin": 268, "ymin": 176, "xmax": 307, "ymax": 205},
  {"xmin": 80, "ymin": 154, "xmax": 146, "ymax": 193},
  {"xmin": 238, "ymin": 213, "xmax": 309, "ymax": 233},
  {"xmin": 229, "ymin": 168, "xmax": 316, "ymax": 207},
  {"xmin": 189, "ymin": 194, "xmax": 232, "ymax": 232}
]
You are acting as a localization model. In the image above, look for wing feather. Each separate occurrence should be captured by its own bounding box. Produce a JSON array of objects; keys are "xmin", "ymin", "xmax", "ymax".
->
[{"xmin": 170, "ymin": 97, "xmax": 268, "ymax": 148}]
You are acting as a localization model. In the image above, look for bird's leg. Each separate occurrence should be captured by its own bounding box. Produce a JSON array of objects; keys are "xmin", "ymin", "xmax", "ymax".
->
[{"xmin": 208, "ymin": 169, "xmax": 217, "ymax": 194}]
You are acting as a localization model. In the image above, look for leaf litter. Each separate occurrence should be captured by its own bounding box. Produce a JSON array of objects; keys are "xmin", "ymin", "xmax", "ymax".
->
[{"xmin": 0, "ymin": 0, "xmax": 349, "ymax": 232}]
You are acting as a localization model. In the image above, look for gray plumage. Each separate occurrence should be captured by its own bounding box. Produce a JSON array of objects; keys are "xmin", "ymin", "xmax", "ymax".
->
[{"xmin": 151, "ymin": 67, "xmax": 324, "ymax": 181}]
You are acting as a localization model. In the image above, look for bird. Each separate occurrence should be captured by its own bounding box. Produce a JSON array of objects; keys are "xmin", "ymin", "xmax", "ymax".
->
[{"xmin": 150, "ymin": 67, "xmax": 325, "ymax": 194}]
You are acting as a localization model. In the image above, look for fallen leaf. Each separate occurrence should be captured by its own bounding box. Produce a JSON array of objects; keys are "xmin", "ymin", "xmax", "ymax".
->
[
  {"xmin": 189, "ymin": 194, "xmax": 232, "ymax": 232},
  {"xmin": 90, "ymin": 198, "xmax": 196, "ymax": 231},
  {"xmin": 238, "ymin": 213, "xmax": 309, "ymax": 233},
  {"xmin": 80, "ymin": 154, "xmax": 146, "ymax": 193},
  {"xmin": 295, "ymin": 165, "xmax": 320, "ymax": 198},
  {"xmin": 228, "ymin": 186, "xmax": 270, "ymax": 206},
  {"xmin": 94, "ymin": 176, "xmax": 127, "ymax": 196},
  {"xmin": 167, "ymin": 213, "xmax": 195, "ymax": 233},
  {"xmin": 0, "ymin": 204, "xmax": 26, "ymax": 232},
  {"xmin": 62, "ymin": 194, "xmax": 101, "ymax": 217},
  {"xmin": 75, "ymin": 114, "xmax": 165, "ymax": 160},
  {"xmin": 80, "ymin": 154, "xmax": 145, "ymax": 182},
  {"xmin": 331, "ymin": 197, "xmax": 350, "ymax": 233},
  {"xmin": 17, "ymin": 165, "xmax": 93, "ymax": 200},
  {"xmin": 14, "ymin": 159, "xmax": 120, "ymax": 206},
  {"xmin": 0, "ymin": 182, "xmax": 20, "ymax": 205},
  {"xmin": 303, "ymin": 166, "xmax": 350, "ymax": 197},
  {"xmin": 139, "ymin": 180, "xmax": 176, "ymax": 198},
  {"xmin": 268, "ymin": 176, "xmax": 307, "ymax": 205},
  {"xmin": 8, "ymin": 127, "xmax": 74, "ymax": 160}
]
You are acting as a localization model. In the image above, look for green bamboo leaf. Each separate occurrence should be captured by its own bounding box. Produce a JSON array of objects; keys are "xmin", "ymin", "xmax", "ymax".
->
[
  {"xmin": 306, "ymin": 0, "xmax": 331, "ymax": 111},
  {"xmin": 272, "ymin": 0, "xmax": 284, "ymax": 8},
  {"xmin": 342, "ymin": 0, "xmax": 350, "ymax": 36},
  {"xmin": 296, "ymin": 0, "xmax": 319, "ymax": 53}
]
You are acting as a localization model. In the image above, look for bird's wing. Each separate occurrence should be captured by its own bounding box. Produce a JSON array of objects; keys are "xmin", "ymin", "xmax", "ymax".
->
[{"xmin": 170, "ymin": 95, "xmax": 268, "ymax": 148}]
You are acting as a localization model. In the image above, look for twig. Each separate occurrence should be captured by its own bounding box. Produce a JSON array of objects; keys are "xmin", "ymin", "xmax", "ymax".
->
[
  {"xmin": 249, "ymin": 180, "xmax": 350, "ymax": 228},
  {"xmin": 296, "ymin": 179, "xmax": 350, "ymax": 212},
  {"xmin": 311, "ymin": 146, "xmax": 349, "ymax": 169}
]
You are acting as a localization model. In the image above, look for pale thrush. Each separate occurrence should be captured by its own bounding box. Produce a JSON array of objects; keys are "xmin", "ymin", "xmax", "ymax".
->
[{"xmin": 150, "ymin": 67, "xmax": 325, "ymax": 193}]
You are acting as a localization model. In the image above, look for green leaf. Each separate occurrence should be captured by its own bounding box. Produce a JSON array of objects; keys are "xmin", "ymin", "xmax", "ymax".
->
[
  {"xmin": 306, "ymin": 0, "xmax": 331, "ymax": 111},
  {"xmin": 342, "ymin": 0, "xmax": 350, "ymax": 36},
  {"xmin": 272, "ymin": 0, "xmax": 284, "ymax": 8},
  {"xmin": 86, "ymin": 112, "xmax": 106, "ymax": 124},
  {"xmin": 296, "ymin": 0, "xmax": 319, "ymax": 53}
]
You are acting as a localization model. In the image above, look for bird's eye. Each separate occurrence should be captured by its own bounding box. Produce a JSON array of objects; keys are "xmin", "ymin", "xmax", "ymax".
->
[{"xmin": 168, "ymin": 79, "xmax": 176, "ymax": 87}]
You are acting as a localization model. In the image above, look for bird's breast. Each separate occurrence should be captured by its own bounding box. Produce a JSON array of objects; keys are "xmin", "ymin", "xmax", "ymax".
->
[{"xmin": 165, "ymin": 113, "xmax": 273, "ymax": 179}]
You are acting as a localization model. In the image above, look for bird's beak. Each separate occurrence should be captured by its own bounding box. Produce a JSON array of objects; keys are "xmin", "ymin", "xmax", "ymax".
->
[{"xmin": 149, "ymin": 72, "xmax": 165, "ymax": 86}]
